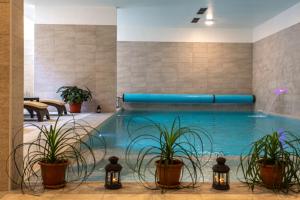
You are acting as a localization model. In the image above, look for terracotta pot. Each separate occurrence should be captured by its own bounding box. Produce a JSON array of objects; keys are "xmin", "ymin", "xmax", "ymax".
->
[
  {"xmin": 156, "ymin": 160, "xmax": 183, "ymax": 188},
  {"xmin": 69, "ymin": 103, "xmax": 82, "ymax": 113},
  {"xmin": 259, "ymin": 162, "xmax": 284, "ymax": 188},
  {"xmin": 39, "ymin": 160, "xmax": 69, "ymax": 189}
]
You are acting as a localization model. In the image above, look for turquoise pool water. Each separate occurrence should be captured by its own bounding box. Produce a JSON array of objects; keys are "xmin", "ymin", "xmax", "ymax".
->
[
  {"xmin": 97, "ymin": 110, "xmax": 300, "ymax": 156},
  {"xmin": 88, "ymin": 110, "xmax": 300, "ymax": 182}
]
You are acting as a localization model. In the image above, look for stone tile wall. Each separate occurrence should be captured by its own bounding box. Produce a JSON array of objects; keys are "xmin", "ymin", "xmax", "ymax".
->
[
  {"xmin": 24, "ymin": 16, "xmax": 34, "ymax": 96},
  {"xmin": 0, "ymin": 0, "xmax": 24, "ymax": 191},
  {"xmin": 24, "ymin": 38, "xmax": 34, "ymax": 96},
  {"xmin": 117, "ymin": 42, "xmax": 253, "ymax": 97},
  {"xmin": 253, "ymin": 23, "xmax": 300, "ymax": 117},
  {"xmin": 35, "ymin": 24, "xmax": 117, "ymax": 112}
]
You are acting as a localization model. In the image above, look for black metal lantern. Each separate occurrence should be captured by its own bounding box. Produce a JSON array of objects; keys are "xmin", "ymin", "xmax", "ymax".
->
[
  {"xmin": 212, "ymin": 157, "xmax": 230, "ymax": 190},
  {"xmin": 96, "ymin": 105, "xmax": 102, "ymax": 113},
  {"xmin": 105, "ymin": 156, "xmax": 122, "ymax": 189}
]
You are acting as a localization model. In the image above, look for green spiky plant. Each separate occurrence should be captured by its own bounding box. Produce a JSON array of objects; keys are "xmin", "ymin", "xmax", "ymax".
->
[
  {"xmin": 125, "ymin": 117, "xmax": 212, "ymax": 190},
  {"xmin": 8, "ymin": 117, "xmax": 106, "ymax": 194},
  {"xmin": 238, "ymin": 130, "xmax": 300, "ymax": 193}
]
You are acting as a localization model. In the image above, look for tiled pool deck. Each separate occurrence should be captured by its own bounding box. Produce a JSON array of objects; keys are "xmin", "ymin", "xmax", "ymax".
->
[
  {"xmin": 23, "ymin": 113, "xmax": 114, "ymax": 143},
  {"xmin": 1, "ymin": 182, "xmax": 299, "ymax": 200}
]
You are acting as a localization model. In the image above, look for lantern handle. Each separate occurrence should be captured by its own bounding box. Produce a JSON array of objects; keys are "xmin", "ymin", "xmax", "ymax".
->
[
  {"xmin": 216, "ymin": 157, "xmax": 226, "ymax": 165},
  {"xmin": 109, "ymin": 156, "xmax": 119, "ymax": 164}
]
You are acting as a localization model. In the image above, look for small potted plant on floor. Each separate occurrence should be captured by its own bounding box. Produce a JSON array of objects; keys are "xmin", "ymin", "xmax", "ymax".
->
[
  {"xmin": 9, "ymin": 117, "xmax": 106, "ymax": 194},
  {"xmin": 238, "ymin": 129, "xmax": 300, "ymax": 193},
  {"xmin": 57, "ymin": 86, "xmax": 92, "ymax": 113},
  {"xmin": 125, "ymin": 117, "xmax": 212, "ymax": 189}
]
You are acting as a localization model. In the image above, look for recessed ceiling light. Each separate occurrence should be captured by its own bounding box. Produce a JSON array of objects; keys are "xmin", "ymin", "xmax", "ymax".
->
[
  {"xmin": 205, "ymin": 19, "xmax": 215, "ymax": 26},
  {"xmin": 206, "ymin": 14, "xmax": 213, "ymax": 20}
]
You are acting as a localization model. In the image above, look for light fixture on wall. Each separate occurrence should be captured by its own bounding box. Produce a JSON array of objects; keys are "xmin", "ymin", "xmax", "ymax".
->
[{"xmin": 205, "ymin": 19, "xmax": 215, "ymax": 26}]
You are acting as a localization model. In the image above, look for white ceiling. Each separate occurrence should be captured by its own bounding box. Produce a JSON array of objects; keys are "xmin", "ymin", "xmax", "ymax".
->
[{"xmin": 26, "ymin": 0, "xmax": 300, "ymax": 29}]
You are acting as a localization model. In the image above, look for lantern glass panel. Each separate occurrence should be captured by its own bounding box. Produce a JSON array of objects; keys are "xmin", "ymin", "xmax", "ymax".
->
[
  {"xmin": 111, "ymin": 171, "xmax": 120, "ymax": 183},
  {"xmin": 105, "ymin": 171, "xmax": 122, "ymax": 189},
  {"xmin": 213, "ymin": 171, "xmax": 230, "ymax": 190}
]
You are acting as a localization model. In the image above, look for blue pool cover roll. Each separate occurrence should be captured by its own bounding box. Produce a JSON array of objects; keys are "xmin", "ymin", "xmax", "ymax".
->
[
  {"xmin": 214, "ymin": 94, "xmax": 255, "ymax": 104},
  {"xmin": 123, "ymin": 93, "xmax": 255, "ymax": 104},
  {"xmin": 123, "ymin": 93, "xmax": 214, "ymax": 103}
]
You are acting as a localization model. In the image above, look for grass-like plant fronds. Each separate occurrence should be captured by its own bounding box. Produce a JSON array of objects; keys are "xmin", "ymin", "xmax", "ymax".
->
[
  {"xmin": 125, "ymin": 116, "xmax": 212, "ymax": 190},
  {"xmin": 7, "ymin": 117, "xmax": 106, "ymax": 194},
  {"xmin": 238, "ymin": 130, "xmax": 300, "ymax": 193}
]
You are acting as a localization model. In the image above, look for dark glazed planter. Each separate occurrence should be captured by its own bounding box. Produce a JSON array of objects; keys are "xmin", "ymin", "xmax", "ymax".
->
[
  {"xmin": 259, "ymin": 163, "xmax": 284, "ymax": 188},
  {"xmin": 156, "ymin": 160, "xmax": 183, "ymax": 188},
  {"xmin": 39, "ymin": 161, "xmax": 69, "ymax": 189},
  {"xmin": 69, "ymin": 103, "xmax": 82, "ymax": 113}
]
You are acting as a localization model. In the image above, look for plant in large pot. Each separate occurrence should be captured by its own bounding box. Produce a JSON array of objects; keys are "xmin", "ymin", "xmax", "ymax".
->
[
  {"xmin": 238, "ymin": 130, "xmax": 300, "ymax": 193},
  {"xmin": 8, "ymin": 117, "xmax": 106, "ymax": 194},
  {"xmin": 57, "ymin": 86, "xmax": 92, "ymax": 113},
  {"xmin": 125, "ymin": 117, "xmax": 212, "ymax": 190}
]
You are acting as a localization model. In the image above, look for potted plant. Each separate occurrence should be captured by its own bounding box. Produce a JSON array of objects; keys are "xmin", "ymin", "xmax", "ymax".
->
[
  {"xmin": 8, "ymin": 117, "xmax": 106, "ymax": 193},
  {"xmin": 125, "ymin": 117, "xmax": 212, "ymax": 189},
  {"xmin": 57, "ymin": 86, "xmax": 92, "ymax": 113},
  {"xmin": 238, "ymin": 130, "xmax": 300, "ymax": 193}
]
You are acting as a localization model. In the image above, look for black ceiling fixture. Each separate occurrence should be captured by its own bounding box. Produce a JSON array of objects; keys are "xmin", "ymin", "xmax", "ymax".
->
[
  {"xmin": 191, "ymin": 18, "xmax": 200, "ymax": 23},
  {"xmin": 197, "ymin": 7, "xmax": 208, "ymax": 15}
]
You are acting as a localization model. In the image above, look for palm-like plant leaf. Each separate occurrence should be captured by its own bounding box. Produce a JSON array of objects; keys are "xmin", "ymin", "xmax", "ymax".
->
[{"xmin": 57, "ymin": 86, "xmax": 92, "ymax": 104}]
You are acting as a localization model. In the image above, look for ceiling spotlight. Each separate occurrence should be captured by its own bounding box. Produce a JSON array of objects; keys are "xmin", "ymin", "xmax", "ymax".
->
[
  {"xmin": 206, "ymin": 14, "xmax": 213, "ymax": 20},
  {"xmin": 205, "ymin": 19, "xmax": 214, "ymax": 26}
]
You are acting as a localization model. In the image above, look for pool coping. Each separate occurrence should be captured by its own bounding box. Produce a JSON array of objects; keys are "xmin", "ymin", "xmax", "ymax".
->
[{"xmin": 259, "ymin": 109, "xmax": 300, "ymax": 120}]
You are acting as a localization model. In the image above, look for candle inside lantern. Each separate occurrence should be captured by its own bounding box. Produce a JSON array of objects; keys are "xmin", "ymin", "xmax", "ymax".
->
[
  {"xmin": 214, "ymin": 176, "xmax": 225, "ymax": 185},
  {"xmin": 112, "ymin": 177, "xmax": 118, "ymax": 183},
  {"xmin": 220, "ymin": 178, "xmax": 225, "ymax": 184}
]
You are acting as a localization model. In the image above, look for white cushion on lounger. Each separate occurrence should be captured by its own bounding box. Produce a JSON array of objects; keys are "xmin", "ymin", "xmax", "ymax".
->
[
  {"xmin": 24, "ymin": 101, "xmax": 48, "ymax": 109},
  {"xmin": 40, "ymin": 99, "xmax": 65, "ymax": 106}
]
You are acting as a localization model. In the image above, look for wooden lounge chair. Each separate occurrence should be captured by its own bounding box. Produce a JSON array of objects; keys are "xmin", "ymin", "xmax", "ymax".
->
[
  {"xmin": 40, "ymin": 99, "xmax": 67, "ymax": 116},
  {"xmin": 24, "ymin": 101, "xmax": 50, "ymax": 122}
]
